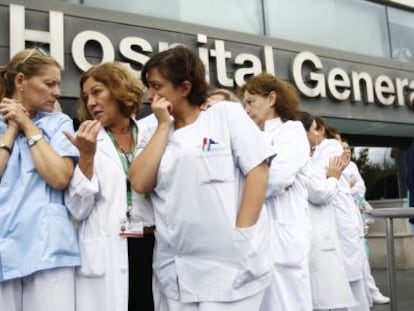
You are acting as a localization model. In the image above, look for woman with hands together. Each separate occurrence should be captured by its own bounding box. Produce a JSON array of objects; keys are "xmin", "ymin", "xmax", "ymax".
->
[
  {"xmin": 0, "ymin": 48, "xmax": 80, "ymax": 311},
  {"xmin": 64, "ymin": 62, "xmax": 155, "ymax": 311},
  {"xmin": 301, "ymin": 112, "xmax": 354, "ymax": 310}
]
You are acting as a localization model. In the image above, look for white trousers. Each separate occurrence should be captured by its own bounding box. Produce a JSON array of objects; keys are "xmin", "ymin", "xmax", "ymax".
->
[
  {"xmin": 157, "ymin": 290, "xmax": 264, "ymax": 311},
  {"xmin": 348, "ymin": 279, "xmax": 370, "ymax": 311},
  {"xmin": 0, "ymin": 268, "xmax": 75, "ymax": 311}
]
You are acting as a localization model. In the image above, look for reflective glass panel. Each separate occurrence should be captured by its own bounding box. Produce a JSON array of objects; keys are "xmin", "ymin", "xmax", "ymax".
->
[
  {"xmin": 265, "ymin": 0, "xmax": 390, "ymax": 58},
  {"xmin": 80, "ymin": 0, "xmax": 263, "ymax": 35},
  {"xmin": 388, "ymin": 7, "xmax": 414, "ymax": 62},
  {"xmin": 353, "ymin": 146, "xmax": 404, "ymax": 200}
]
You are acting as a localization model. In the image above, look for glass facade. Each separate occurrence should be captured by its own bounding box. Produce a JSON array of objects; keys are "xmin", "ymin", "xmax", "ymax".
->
[
  {"xmin": 266, "ymin": 0, "xmax": 390, "ymax": 58},
  {"xmin": 61, "ymin": 0, "xmax": 412, "ymax": 61},
  {"xmin": 353, "ymin": 146, "xmax": 405, "ymax": 200},
  {"xmin": 58, "ymin": 0, "xmax": 414, "ymax": 200},
  {"xmin": 389, "ymin": 7, "xmax": 414, "ymax": 62},
  {"xmin": 72, "ymin": 0, "xmax": 263, "ymax": 35}
]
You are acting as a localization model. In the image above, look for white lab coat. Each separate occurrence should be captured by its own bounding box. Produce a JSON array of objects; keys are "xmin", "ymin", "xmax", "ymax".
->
[
  {"xmin": 65, "ymin": 119, "xmax": 154, "ymax": 311},
  {"xmin": 260, "ymin": 118, "xmax": 313, "ymax": 311},
  {"xmin": 343, "ymin": 161, "xmax": 366, "ymax": 204},
  {"xmin": 317, "ymin": 140, "xmax": 365, "ymax": 283},
  {"xmin": 307, "ymin": 140, "xmax": 355, "ymax": 309}
]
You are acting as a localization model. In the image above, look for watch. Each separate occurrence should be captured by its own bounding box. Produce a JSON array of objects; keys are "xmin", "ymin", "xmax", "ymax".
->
[{"xmin": 26, "ymin": 134, "xmax": 43, "ymax": 148}]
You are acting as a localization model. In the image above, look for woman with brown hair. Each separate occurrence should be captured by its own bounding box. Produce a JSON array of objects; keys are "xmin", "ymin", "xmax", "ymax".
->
[
  {"xmin": 64, "ymin": 62, "xmax": 155, "ymax": 311},
  {"xmin": 130, "ymin": 46, "xmax": 273, "ymax": 311},
  {"xmin": 300, "ymin": 112, "xmax": 355, "ymax": 311},
  {"xmin": 240, "ymin": 72, "xmax": 312, "ymax": 311},
  {"xmin": 311, "ymin": 115, "xmax": 370, "ymax": 311}
]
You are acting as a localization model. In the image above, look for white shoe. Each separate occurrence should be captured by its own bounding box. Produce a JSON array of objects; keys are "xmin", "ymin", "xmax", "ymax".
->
[{"xmin": 372, "ymin": 292, "xmax": 390, "ymax": 304}]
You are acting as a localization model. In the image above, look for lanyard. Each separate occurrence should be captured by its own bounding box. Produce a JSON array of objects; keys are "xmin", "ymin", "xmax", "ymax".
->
[{"xmin": 106, "ymin": 123, "xmax": 138, "ymax": 209}]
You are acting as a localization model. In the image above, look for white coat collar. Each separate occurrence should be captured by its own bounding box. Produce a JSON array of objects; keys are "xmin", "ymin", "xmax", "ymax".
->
[
  {"xmin": 264, "ymin": 117, "xmax": 283, "ymax": 132},
  {"xmin": 96, "ymin": 118, "xmax": 139, "ymax": 171}
]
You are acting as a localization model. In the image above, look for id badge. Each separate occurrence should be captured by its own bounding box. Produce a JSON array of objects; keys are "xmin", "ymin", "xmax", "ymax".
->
[{"xmin": 119, "ymin": 216, "xmax": 144, "ymax": 238}]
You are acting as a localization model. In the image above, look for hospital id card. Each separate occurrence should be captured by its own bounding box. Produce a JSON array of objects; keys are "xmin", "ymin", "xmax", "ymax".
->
[{"xmin": 119, "ymin": 217, "xmax": 144, "ymax": 238}]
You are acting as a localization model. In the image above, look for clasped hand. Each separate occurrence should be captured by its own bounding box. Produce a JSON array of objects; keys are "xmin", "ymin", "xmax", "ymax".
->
[{"xmin": 0, "ymin": 97, "xmax": 30, "ymax": 129}]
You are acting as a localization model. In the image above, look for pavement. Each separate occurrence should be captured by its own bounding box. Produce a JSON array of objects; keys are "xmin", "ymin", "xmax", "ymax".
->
[{"xmin": 371, "ymin": 269, "xmax": 414, "ymax": 311}]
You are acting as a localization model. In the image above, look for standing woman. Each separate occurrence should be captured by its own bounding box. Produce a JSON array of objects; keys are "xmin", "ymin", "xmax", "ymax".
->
[
  {"xmin": 241, "ymin": 73, "xmax": 312, "ymax": 311},
  {"xmin": 313, "ymin": 117, "xmax": 370, "ymax": 311},
  {"xmin": 300, "ymin": 112, "xmax": 355, "ymax": 311},
  {"xmin": 0, "ymin": 48, "xmax": 80, "ymax": 311},
  {"xmin": 129, "ymin": 46, "xmax": 273, "ymax": 311},
  {"xmin": 64, "ymin": 62, "xmax": 155, "ymax": 311}
]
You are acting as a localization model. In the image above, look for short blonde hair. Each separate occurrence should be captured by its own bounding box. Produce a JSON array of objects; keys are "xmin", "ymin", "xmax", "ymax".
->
[{"xmin": 0, "ymin": 48, "xmax": 60, "ymax": 99}]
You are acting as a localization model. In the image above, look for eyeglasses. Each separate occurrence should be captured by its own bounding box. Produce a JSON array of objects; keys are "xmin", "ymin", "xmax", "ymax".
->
[{"xmin": 14, "ymin": 47, "xmax": 48, "ymax": 72}]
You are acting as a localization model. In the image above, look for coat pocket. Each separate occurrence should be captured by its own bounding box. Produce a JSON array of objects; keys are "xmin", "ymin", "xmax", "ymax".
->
[
  {"xmin": 77, "ymin": 237, "xmax": 106, "ymax": 277},
  {"xmin": 232, "ymin": 223, "xmax": 270, "ymax": 289},
  {"xmin": 272, "ymin": 221, "xmax": 309, "ymax": 268}
]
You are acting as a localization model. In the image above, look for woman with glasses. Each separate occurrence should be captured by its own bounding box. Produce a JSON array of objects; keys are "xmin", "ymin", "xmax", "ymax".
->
[{"xmin": 0, "ymin": 48, "xmax": 80, "ymax": 311}]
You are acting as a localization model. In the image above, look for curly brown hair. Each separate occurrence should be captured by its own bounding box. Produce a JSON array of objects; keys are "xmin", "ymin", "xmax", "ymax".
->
[{"xmin": 78, "ymin": 62, "xmax": 144, "ymax": 122}]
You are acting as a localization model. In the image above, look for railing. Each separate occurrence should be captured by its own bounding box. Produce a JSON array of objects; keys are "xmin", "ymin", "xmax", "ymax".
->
[{"xmin": 365, "ymin": 207, "xmax": 414, "ymax": 311}]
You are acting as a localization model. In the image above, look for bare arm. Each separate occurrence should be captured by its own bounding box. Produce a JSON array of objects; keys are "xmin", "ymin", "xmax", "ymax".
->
[
  {"xmin": 3, "ymin": 99, "xmax": 74, "ymax": 189},
  {"xmin": 236, "ymin": 161, "xmax": 269, "ymax": 228},
  {"xmin": 22, "ymin": 122, "xmax": 74, "ymax": 189},
  {"xmin": 129, "ymin": 95, "xmax": 172, "ymax": 193},
  {"xmin": 129, "ymin": 122, "xmax": 170, "ymax": 193}
]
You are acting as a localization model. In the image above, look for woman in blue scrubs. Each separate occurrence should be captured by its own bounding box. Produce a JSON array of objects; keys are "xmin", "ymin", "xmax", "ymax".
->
[{"xmin": 0, "ymin": 48, "xmax": 79, "ymax": 311}]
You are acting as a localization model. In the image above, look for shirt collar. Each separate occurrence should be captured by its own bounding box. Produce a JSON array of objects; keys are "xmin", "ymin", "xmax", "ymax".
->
[{"xmin": 264, "ymin": 117, "xmax": 283, "ymax": 131}]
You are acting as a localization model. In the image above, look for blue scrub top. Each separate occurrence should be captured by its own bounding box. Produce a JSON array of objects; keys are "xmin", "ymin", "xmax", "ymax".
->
[{"xmin": 0, "ymin": 112, "xmax": 80, "ymax": 281}]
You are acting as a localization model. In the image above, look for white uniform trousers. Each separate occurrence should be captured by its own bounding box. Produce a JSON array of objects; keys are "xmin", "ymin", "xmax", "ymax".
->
[
  {"xmin": 156, "ymin": 290, "xmax": 264, "ymax": 311},
  {"xmin": 363, "ymin": 255, "xmax": 378, "ymax": 306},
  {"xmin": 0, "ymin": 267, "xmax": 75, "ymax": 311},
  {"xmin": 348, "ymin": 279, "xmax": 370, "ymax": 311}
]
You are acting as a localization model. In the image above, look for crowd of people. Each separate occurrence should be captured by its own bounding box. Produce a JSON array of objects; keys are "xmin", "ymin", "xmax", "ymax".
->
[{"xmin": 0, "ymin": 46, "xmax": 390, "ymax": 311}]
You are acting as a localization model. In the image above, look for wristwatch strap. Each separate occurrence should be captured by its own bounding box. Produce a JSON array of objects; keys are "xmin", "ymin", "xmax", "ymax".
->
[{"xmin": 26, "ymin": 134, "xmax": 44, "ymax": 148}]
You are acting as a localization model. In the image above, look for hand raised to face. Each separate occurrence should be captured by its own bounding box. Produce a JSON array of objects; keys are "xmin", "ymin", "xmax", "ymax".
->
[{"xmin": 151, "ymin": 94, "xmax": 173, "ymax": 124}]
